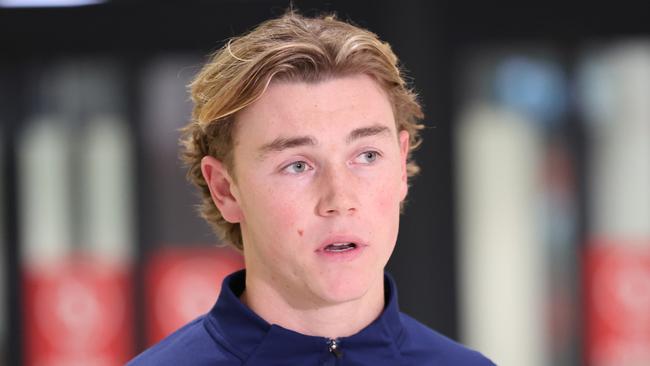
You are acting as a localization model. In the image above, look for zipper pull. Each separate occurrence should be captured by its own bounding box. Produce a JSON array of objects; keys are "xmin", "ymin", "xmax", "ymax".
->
[{"xmin": 328, "ymin": 338, "xmax": 343, "ymax": 358}]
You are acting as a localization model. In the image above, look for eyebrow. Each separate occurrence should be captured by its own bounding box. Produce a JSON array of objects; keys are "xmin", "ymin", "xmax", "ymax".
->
[
  {"xmin": 257, "ymin": 124, "xmax": 392, "ymax": 159},
  {"xmin": 345, "ymin": 124, "xmax": 391, "ymax": 144},
  {"xmin": 258, "ymin": 136, "xmax": 317, "ymax": 158}
]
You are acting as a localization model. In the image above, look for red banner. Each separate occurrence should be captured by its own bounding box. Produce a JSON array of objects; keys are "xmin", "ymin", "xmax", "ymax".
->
[
  {"xmin": 584, "ymin": 241, "xmax": 650, "ymax": 366},
  {"xmin": 23, "ymin": 256, "xmax": 133, "ymax": 366},
  {"xmin": 145, "ymin": 246, "xmax": 244, "ymax": 345}
]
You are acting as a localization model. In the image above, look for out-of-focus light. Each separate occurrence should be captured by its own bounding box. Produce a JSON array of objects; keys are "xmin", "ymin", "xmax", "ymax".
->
[
  {"xmin": 0, "ymin": 0, "xmax": 105, "ymax": 7},
  {"xmin": 494, "ymin": 56, "xmax": 567, "ymax": 125}
]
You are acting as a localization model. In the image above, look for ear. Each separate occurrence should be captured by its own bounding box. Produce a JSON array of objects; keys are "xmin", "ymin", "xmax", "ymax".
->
[
  {"xmin": 398, "ymin": 130, "xmax": 410, "ymax": 201},
  {"xmin": 200, "ymin": 156, "xmax": 243, "ymax": 223}
]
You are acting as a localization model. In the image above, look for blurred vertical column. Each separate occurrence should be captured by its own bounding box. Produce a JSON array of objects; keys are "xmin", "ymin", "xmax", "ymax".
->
[
  {"xmin": 456, "ymin": 51, "xmax": 579, "ymax": 365},
  {"xmin": 19, "ymin": 60, "xmax": 134, "ymax": 365},
  {"xmin": 578, "ymin": 43, "xmax": 650, "ymax": 366},
  {"xmin": 80, "ymin": 64, "xmax": 134, "ymax": 270},
  {"xmin": 457, "ymin": 100, "xmax": 546, "ymax": 366},
  {"xmin": 138, "ymin": 56, "xmax": 243, "ymax": 347}
]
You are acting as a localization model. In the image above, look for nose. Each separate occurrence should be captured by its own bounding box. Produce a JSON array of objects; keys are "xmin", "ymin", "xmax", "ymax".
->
[{"xmin": 316, "ymin": 165, "xmax": 359, "ymax": 217}]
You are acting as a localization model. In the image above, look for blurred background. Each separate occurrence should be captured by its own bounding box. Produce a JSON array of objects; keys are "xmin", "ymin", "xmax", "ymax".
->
[{"xmin": 1, "ymin": 0, "xmax": 649, "ymax": 365}]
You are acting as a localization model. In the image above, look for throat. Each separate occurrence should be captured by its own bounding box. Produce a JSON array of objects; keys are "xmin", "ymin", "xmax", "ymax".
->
[{"xmin": 240, "ymin": 272, "xmax": 387, "ymax": 338}]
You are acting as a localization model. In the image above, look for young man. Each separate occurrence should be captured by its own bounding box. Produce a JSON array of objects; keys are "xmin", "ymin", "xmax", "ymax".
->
[{"xmin": 129, "ymin": 11, "xmax": 494, "ymax": 365}]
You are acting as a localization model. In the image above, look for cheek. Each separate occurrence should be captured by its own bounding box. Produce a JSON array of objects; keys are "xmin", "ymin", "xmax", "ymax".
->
[
  {"xmin": 363, "ymin": 171, "xmax": 403, "ymax": 247},
  {"xmin": 369, "ymin": 173, "xmax": 404, "ymax": 212},
  {"xmin": 250, "ymin": 183, "xmax": 303, "ymax": 234}
]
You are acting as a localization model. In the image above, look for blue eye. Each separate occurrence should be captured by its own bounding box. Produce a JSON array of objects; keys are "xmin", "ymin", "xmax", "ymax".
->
[
  {"xmin": 284, "ymin": 161, "xmax": 310, "ymax": 174},
  {"xmin": 358, "ymin": 151, "xmax": 379, "ymax": 163}
]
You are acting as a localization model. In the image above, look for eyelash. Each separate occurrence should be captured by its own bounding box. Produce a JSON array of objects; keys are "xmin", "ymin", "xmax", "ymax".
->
[{"xmin": 281, "ymin": 150, "xmax": 382, "ymax": 175}]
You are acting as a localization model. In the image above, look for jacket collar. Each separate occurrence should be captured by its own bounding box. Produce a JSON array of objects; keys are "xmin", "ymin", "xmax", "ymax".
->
[{"xmin": 205, "ymin": 270, "xmax": 405, "ymax": 360}]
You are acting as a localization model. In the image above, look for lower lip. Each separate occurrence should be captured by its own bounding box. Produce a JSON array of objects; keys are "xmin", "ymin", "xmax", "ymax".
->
[{"xmin": 316, "ymin": 245, "xmax": 366, "ymax": 262}]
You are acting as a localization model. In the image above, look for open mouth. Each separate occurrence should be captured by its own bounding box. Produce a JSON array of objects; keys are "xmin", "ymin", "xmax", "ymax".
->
[{"xmin": 324, "ymin": 242, "xmax": 358, "ymax": 253}]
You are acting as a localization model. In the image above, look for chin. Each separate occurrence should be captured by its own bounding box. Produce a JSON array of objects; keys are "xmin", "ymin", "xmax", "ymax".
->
[{"xmin": 311, "ymin": 267, "xmax": 381, "ymax": 305}]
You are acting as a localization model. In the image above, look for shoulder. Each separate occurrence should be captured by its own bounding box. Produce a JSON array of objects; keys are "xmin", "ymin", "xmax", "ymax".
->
[
  {"xmin": 399, "ymin": 313, "xmax": 496, "ymax": 366},
  {"xmin": 126, "ymin": 316, "xmax": 239, "ymax": 366}
]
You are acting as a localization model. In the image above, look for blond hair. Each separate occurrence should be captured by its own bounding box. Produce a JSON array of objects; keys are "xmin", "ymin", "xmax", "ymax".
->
[{"xmin": 182, "ymin": 11, "xmax": 424, "ymax": 250}]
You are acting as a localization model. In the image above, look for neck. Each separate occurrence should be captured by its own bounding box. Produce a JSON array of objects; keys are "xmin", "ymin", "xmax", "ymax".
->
[{"xmin": 240, "ymin": 271, "xmax": 386, "ymax": 339}]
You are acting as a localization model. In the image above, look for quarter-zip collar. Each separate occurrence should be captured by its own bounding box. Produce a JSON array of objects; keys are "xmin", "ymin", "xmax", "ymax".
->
[{"xmin": 204, "ymin": 270, "xmax": 405, "ymax": 362}]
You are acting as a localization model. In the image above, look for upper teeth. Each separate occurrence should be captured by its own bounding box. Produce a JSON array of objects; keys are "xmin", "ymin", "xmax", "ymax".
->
[{"xmin": 325, "ymin": 243, "xmax": 355, "ymax": 252}]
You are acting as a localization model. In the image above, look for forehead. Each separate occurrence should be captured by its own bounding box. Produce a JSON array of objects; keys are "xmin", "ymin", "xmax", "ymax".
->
[{"xmin": 233, "ymin": 74, "xmax": 396, "ymax": 143}]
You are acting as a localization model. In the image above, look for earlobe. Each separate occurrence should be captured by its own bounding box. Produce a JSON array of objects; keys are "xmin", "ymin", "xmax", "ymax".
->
[{"xmin": 200, "ymin": 156, "xmax": 243, "ymax": 223}]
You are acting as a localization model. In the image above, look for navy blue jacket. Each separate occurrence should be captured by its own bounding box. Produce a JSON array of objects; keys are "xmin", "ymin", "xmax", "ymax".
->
[{"xmin": 128, "ymin": 270, "xmax": 494, "ymax": 365}]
